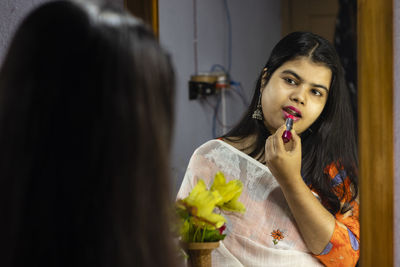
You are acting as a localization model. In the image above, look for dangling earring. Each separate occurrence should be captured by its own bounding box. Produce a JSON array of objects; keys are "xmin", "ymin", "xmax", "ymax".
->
[{"xmin": 252, "ymin": 93, "xmax": 263, "ymax": 120}]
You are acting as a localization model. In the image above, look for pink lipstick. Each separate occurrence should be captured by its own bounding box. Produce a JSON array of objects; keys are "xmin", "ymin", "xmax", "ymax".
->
[
  {"xmin": 283, "ymin": 106, "xmax": 302, "ymax": 122},
  {"xmin": 282, "ymin": 115, "xmax": 294, "ymax": 143}
]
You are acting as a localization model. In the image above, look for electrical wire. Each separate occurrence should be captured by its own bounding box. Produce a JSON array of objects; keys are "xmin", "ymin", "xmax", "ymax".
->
[
  {"xmin": 209, "ymin": 0, "xmax": 247, "ymax": 138},
  {"xmin": 230, "ymin": 80, "xmax": 249, "ymax": 106},
  {"xmin": 230, "ymin": 87, "xmax": 249, "ymax": 107},
  {"xmin": 210, "ymin": 64, "xmax": 227, "ymax": 73},
  {"xmin": 212, "ymin": 93, "xmax": 222, "ymax": 138},
  {"xmin": 203, "ymin": 96, "xmax": 229, "ymax": 132},
  {"xmin": 211, "ymin": 86, "xmax": 248, "ymax": 138},
  {"xmin": 223, "ymin": 0, "xmax": 232, "ymax": 74}
]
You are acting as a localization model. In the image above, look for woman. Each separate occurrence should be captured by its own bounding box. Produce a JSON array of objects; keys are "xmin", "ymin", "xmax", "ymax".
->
[{"xmin": 178, "ymin": 32, "xmax": 359, "ymax": 266}]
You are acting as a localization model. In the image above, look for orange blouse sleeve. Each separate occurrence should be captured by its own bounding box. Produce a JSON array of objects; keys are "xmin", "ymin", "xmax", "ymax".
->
[{"xmin": 314, "ymin": 164, "xmax": 360, "ymax": 267}]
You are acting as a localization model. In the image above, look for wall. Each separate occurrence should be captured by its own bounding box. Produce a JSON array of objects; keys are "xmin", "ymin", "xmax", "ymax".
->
[
  {"xmin": 158, "ymin": 0, "xmax": 281, "ymax": 192},
  {"xmin": 395, "ymin": 0, "xmax": 400, "ymax": 265},
  {"xmin": 0, "ymin": 0, "xmax": 50, "ymax": 65},
  {"xmin": 0, "ymin": 0, "xmax": 124, "ymax": 65}
]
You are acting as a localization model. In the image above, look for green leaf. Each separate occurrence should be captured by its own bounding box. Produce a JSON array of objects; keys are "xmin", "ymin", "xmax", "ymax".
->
[{"xmin": 199, "ymin": 228, "xmax": 226, "ymax": 242}]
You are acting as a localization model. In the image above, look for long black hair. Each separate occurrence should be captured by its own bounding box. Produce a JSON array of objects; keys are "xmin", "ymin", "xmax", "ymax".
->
[
  {"xmin": 223, "ymin": 32, "xmax": 358, "ymax": 215},
  {"xmin": 0, "ymin": 1, "xmax": 179, "ymax": 266}
]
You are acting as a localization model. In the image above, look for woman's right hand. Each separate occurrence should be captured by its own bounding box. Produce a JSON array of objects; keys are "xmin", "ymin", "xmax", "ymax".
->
[{"xmin": 264, "ymin": 124, "xmax": 303, "ymax": 187}]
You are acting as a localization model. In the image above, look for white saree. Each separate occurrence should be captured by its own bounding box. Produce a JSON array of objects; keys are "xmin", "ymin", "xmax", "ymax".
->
[{"xmin": 177, "ymin": 140, "xmax": 323, "ymax": 267}]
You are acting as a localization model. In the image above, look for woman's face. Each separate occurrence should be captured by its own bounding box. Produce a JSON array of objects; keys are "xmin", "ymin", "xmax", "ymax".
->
[{"xmin": 261, "ymin": 57, "xmax": 332, "ymax": 134}]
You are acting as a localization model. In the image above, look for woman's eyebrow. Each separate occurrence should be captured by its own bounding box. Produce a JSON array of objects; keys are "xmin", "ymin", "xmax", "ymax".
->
[
  {"xmin": 311, "ymin": 83, "xmax": 329, "ymax": 92},
  {"xmin": 281, "ymin": 69, "xmax": 329, "ymax": 92},
  {"xmin": 282, "ymin": 70, "xmax": 302, "ymax": 81}
]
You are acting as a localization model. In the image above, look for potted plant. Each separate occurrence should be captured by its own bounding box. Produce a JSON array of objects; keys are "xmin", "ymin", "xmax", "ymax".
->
[{"xmin": 176, "ymin": 172, "xmax": 245, "ymax": 267}]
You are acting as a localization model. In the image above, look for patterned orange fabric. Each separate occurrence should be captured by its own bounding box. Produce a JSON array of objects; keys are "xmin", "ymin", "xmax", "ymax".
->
[{"xmin": 314, "ymin": 164, "xmax": 360, "ymax": 267}]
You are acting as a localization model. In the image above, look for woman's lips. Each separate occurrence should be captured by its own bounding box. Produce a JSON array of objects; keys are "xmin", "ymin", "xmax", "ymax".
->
[
  {"xmin": 282, "ymin": 106, "xmax": 302, "ymax": 122},
  {"xmin": 283, "ymin": 109, "xmax": 301, "ymax": 122}
]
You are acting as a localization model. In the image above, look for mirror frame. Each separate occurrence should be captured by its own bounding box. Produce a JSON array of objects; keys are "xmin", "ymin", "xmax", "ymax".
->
[
  {"xmin": 358, "ymin": 0, "xmax": 394, "ymax": 266},
  {"xmin": 124, "ymin": 0, "xmax": 159, "ymax": 37}
]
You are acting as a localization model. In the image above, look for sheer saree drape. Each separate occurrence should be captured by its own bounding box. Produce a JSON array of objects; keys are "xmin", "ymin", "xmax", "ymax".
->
[{"xmin": 177, "ymin": 140, "xmax": 323, "ymax": 266}]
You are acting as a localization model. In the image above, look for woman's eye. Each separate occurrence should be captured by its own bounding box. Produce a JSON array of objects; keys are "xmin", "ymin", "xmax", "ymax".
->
[
  {"xmin": 311, "ymin": 89, "xmax": 322, "ymax": 96},
  {"xmin": 284, "ymin": 78, "xmax": 296, "ymax": 85}
]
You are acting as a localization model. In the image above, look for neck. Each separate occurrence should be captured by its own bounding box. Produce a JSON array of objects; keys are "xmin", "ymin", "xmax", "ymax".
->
[{"xmin": 221, "ymin": 134, "xmax": 266, "ymax": 163}]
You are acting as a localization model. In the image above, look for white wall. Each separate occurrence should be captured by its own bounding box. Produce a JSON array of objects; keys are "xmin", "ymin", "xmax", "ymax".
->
[
  {"xmin": 158, "ymin": 0, "xmax": 281, "ymax": 193},
  {"xmin": 0, "ymin": 0, "xmax": 50, "ymax": 65},
  {"xmin": 0, "ymin": 0, "xmax": 124, "ymax": 65}
]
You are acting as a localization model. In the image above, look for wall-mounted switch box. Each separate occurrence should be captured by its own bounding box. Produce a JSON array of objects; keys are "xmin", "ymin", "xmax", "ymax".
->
[
  {"xmin": 188, "ymin": 73, "xmax": 228, "ymax": 100},
  {"xmin": 189, "ymin": 81, "xmax": 215, "ymax": 100}
]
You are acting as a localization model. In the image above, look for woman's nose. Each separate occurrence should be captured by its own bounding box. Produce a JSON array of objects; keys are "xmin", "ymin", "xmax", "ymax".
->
[{"xmin": 290, "ymin": 88, "xmax": 306, "ymax": 105}]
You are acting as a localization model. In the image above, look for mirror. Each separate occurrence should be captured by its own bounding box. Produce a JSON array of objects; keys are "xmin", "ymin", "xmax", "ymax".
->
[{"xmin": 126, "ymin": 0, "xmax": 395, "ymax": 265}]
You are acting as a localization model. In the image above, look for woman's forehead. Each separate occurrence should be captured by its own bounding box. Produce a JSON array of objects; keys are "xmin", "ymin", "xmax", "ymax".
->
[{"xmin": 275, "ymin": 58, "xmax": 332, "ymax": 87}]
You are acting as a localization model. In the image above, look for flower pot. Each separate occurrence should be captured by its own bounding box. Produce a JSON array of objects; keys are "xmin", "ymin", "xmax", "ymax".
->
[{"xmin": 187, "ymin": 242, "xmax": 220, "ymax": 267}]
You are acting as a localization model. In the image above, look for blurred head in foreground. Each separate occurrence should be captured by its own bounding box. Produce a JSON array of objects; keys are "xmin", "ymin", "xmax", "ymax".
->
[{"xmin": 0, "ymin": 1, "xmax": 178, "ymax": 266}]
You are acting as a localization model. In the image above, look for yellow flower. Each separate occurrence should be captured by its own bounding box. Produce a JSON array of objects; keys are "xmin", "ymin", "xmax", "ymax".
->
[
  {"xmin": 210, "ymin": 172, "xmax": 245, "ymax": 213},
  {"xmin": 181, "ymin": 179, "xmax": 225, "ymax": 228}
]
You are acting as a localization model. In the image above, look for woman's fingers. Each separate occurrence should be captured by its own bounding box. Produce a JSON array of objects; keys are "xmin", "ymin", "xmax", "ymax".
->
[
  {"xmin": 274, "ymin": 124, "xmax": 287, "ymax": 152},
  {"xmin": 266, "ymin": 123, "xmax": 302, "ymax": 159}
]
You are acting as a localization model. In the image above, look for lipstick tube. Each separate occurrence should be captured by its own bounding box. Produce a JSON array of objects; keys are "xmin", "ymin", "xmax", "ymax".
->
[{"xmin": 282, "ymin": 117, "xmax": 293, "ymax": 143}]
